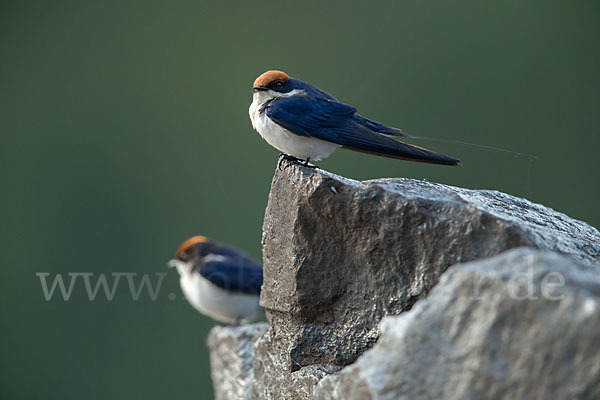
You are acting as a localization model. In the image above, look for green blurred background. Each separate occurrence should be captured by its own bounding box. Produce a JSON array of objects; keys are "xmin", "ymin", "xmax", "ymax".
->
[{"xmin": 1, "ymin": 1, "xmax": 598, "ymax": 398}]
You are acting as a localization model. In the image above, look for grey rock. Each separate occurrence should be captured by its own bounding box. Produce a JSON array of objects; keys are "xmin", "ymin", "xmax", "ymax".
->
[
  {"xmin": 254, "ymin": 160, "xmax": 599, "ymax": 399},
  {"xmin": 207, "ymin": 323, "xmax": 268, "ymax": 400},
  {"xmin": 315, "ymin": 248, "xmax": 600, "ymax": 400}
]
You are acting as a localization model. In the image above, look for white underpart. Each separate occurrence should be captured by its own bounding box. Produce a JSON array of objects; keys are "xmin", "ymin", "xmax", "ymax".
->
[
  {"xmin": 170, "ymin": 259, "xmax": 262, "ymax": 324},
  {"xmin": 249, "ymin": 89, "xmax": 339, "ymax": 161}
]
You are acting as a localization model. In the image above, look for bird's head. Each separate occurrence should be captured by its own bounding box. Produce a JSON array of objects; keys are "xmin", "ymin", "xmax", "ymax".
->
[
  {"xmin": 252, "ymin": 70, "xmax": 304, "ymax": 102},
  {"xmin": 167, "ymin": 235, "xmax": 211, "ymax": 274},
  {"xmin": 252, "ymin": 70, "xmax": 291, "ymax": 93},
  {"xmin": 251, "ymin": 70, "xmax": 336, "ymax": 105}
]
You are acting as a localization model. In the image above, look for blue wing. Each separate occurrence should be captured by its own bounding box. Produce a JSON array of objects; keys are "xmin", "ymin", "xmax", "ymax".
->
[
  {"xmin": 264, "ymin": 95, "xmax": 357, "ymax": 137},
  {"xmin": 265, "ymin": 96, "xmax": 460, "ymax": 165},
  {"xmin": 194, "ymin": 257, "xmax": 263, "ymax": 295}
]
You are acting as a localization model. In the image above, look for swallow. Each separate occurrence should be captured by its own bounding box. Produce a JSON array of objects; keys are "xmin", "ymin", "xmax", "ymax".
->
[
  {"xmin": 168, "ymin": 236, "xmax": 263, "ymax": 324},
  {"xmin": 249, "ymin": 70, "xmax": 461, "ymax": 166}
]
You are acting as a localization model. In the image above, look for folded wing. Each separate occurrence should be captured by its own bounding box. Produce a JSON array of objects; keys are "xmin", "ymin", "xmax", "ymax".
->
[
  {"xmin": 266, "ymin": 96, "xmax": 460, "ymax": 165},
  {"xmin": 194, "ymin": 257, "xmax": 263, "ymax": 295}
]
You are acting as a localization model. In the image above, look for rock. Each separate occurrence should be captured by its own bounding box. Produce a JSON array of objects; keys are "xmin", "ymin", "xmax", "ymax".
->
[
  {"xmin": 253, "ymin": 160, "xmax": 600, "ymax": 399},
  {"xmin": 315, "ymin": 248, "xmax": 600, "ymax": 399},
  {"xmin": 207, "ymin": 323, "xmax": 268, "ymax": 400}
]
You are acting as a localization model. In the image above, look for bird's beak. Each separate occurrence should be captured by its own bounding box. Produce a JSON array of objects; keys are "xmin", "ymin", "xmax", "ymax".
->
[
  {"xmin": 167, "ymin": 259, "xmax": 179, "ymax": 269},
  {"xmin": 252, "ymin": 86, "xmax": 269, "ymax": 92}
]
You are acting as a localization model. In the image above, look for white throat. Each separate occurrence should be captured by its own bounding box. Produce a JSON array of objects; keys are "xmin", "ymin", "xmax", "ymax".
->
[
  {"xmin": 249, "ymin": 89, "xmax": 303, "ymax": 128},
  {"xmin": 169, "ymin": 258, "xmax": 263, "ymax": 324},
  {"xmin": 248, "ymin": 89, "xmax": 339, "ymax": 161}
]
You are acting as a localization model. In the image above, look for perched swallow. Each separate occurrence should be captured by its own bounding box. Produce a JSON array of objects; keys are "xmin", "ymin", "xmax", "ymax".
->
[
  {"xmin": 168, "ymin": 236, "xmax": 263, "ymax": 324},
  {"xmin": 249, "ymin": 70, "xmax": 461, "ymax": 166}
]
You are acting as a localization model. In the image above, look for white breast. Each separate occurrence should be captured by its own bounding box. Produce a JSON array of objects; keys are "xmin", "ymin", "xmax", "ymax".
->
[
  {"xmin": 249, "ymin": 92, "xmax": 339, "ymax": 161},
  {"xmin": 180, "ymin": 273, "xmax": 262, "ymax": 324},
  {"xmin": 173, "ymin": 261, "xmax": 263, "ymax": 324}
]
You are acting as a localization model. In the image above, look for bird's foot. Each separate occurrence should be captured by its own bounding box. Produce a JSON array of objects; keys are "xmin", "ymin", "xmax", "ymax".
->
[
  {"xmin": 301, "ymin": 157, "xmax": 317, "ymax": 169},
  {"xmin": 277, "ymin": 154, "xmax": 317, "ymax": 170},
  {"xmin": 277, "ymin": 153, "xmax": 300, "ymax": 170}
]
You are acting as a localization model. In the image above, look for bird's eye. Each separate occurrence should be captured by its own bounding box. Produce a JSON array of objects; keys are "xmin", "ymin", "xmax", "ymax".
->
[{"xmin": 274, "ymin": 81, "xmax": 283, "ymax": 88}]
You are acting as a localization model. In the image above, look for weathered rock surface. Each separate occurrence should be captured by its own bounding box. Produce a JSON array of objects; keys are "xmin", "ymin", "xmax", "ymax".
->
[
  {"xmin": 207, "ymin": 323, "xmax": 268, "ymax": 400},
  {"xmin": 207, "ymin": 160, "xmax": 600, "ymax": 399},
  {"xmin": 254, "ymin": 159, "xmax": 600, "ymax": 399},
  {"xmin": 315, "ymin": 248, "xmax": 600, "ymax": 399}
]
